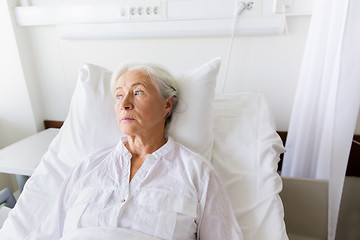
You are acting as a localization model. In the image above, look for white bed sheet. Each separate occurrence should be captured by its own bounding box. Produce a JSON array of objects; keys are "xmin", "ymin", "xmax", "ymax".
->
[
  {"xmin": 0, "ymin": 206, "xmax": 11, "ymax": 229},
  {"xmin": 212, "ymin": 93, "xmax": 288, "ymax": 240},
  {"xmin": 60, "ymin": 227, "xmax": 162, "ymax": 240}
]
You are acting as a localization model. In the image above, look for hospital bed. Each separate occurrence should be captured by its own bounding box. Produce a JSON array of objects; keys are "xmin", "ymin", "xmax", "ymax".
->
[{"xmin": 0, "ymin": 58, "xmax": 326, "ymax": 239}]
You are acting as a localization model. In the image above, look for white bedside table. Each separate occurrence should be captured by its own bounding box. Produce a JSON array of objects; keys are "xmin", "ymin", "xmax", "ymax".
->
[{"xmin": 0, "ymin": 128, "xmax": 59, "ymax": 190}]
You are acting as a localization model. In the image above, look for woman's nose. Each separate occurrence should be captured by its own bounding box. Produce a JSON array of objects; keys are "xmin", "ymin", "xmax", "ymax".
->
[{"xmin": 120, "ymin": 95, "xmax": 134, "ymax": 110}]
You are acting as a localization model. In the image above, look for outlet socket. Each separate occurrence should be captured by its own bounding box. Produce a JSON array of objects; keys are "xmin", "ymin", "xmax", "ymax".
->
[
  {"xmin": 129, "ymin": 1, "xmax": 162, "ymax": 20},
  {"xmin": 234, "ymin": 0, "xmax": 261, "ymax": 16}
]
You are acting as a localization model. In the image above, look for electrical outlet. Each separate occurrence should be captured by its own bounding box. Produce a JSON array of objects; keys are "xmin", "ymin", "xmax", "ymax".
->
[
  {"xmin": 247, "ymin": 2, "xmax": 255, "ymax": 10},
  {"xmin": 129, "ymin": 1, "xmax": 162, "ymax": 20},
  {"xmin": 234, "ymin": 0, "xmax": 261, "ymax": 16}
]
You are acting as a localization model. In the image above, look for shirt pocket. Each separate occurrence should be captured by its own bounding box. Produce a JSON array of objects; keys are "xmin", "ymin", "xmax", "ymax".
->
[
  {"xmin": 64, "ymin": 187, "xmax": 112, "ymax": 233},
  {"xmin": 63, "ymin": 203, "xmax": 87, "ymax": 235},
  {"xmin": 133, "ymin": 189, "xmax": 199, "ymax": 240}
]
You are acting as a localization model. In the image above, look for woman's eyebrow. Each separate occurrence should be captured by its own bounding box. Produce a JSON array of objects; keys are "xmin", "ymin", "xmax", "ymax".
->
[
  {"xmin": 115, "ymin": 82, "xmax": 147, "ymax": 91},
  {"xmin": 131, "ymin": 82, "xmax": 147, "ymax": 89}
]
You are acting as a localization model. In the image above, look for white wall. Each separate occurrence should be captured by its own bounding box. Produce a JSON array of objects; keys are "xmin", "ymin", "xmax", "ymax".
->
[
  {"xmin": 0, "ymin": 1, "xmax": 37, "ymax": 146},
  {"xmin": 0, "ymin": 0, "xmax": 38, "ymax": 191}
]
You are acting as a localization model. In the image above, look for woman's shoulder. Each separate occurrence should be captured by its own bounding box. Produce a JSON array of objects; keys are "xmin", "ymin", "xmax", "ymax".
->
[
  {"xmin": 168, "ymin": 138, "xmax": 215, "ymax": 177},
  {"xmin": 171, "ymin": 138, "xmax": 206, "ymax": 159},
  {"xmin": 72, "ymin": 145, "xmax": 118, "ymax": 175}
]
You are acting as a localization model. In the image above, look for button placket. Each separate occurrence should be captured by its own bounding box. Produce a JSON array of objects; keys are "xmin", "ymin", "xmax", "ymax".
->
[{"xmin": 117, "ymin": 153, "xmax": 131, "ymax": 210}]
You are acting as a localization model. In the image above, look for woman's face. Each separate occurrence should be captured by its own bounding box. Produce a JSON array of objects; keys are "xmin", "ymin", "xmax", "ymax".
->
[{"xmin": 114, "ymin": 69, "xmax": 172, "ymax": 137}]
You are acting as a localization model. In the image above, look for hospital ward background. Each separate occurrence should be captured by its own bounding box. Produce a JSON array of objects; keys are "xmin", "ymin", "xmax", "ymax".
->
[{"xmin": 0, "ymin": 0, "xmax": 359, "ymax": 239}]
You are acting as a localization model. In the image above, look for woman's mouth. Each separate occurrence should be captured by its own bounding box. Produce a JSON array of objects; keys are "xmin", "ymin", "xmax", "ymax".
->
[{"xmin": 121, "ymin": 117, "xmax": 135, "ymax": 121}]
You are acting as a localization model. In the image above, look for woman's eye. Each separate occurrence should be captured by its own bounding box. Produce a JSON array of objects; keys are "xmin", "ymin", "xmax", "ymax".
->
[
  {"xmin": 134, "ymin": 90, "xmax": 143, "ymax": 96},
  {"xmin": 116, "ymin": 94, "xmax": 123, "ymax": 100}
]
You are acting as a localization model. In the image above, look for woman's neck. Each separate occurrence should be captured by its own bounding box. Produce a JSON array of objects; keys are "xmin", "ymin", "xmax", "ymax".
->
[{"xmin": 125, "ymin": 134, "xmax": 167, "ymax": 157}]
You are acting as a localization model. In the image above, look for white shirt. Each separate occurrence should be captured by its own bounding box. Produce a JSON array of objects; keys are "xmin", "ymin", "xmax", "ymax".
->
[{"xmin": 26, "ymin": 137, "xmax": 243, "ymax": 240}]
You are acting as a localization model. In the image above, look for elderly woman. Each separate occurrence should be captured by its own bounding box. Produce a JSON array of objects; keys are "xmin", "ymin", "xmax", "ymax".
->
[{"xmin": 26, "ymin": 63, "xmax": 243, "ymax": 240}]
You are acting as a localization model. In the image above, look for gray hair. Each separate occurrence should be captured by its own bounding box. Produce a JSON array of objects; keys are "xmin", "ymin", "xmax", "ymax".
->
[{"xmin": 110, "ymin": 62, "xmax": 178, "ymax": 127}]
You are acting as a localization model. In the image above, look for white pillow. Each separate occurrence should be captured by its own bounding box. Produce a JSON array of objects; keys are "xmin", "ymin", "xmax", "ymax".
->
[
  {"xmin": 57, "ymin": 63, "xmax": 123, "ymax": 168},
  {"xmin": 169, "ymin": 58, "xmax": 220, "ymax": 160},
  {"xmin": 59, "ymin": 57, "xmax": 220, "ymax": 165},
  {"xmin": 0, "ymin": 58, "xmax": 221, "ymax": 239},
  {"xmin": 212, "ymin": 93, "xmax": 288, "ymax": 240}
]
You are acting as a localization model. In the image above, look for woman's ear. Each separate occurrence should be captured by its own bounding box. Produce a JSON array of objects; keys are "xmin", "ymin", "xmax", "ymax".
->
[{"xmin": 164, "ymin": 97, "xmax": 173, "ymax": 116}]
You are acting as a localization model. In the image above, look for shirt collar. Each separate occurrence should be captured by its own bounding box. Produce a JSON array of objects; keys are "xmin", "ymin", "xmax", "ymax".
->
[
  {"xmin": 151, "ymin": 136, "xmax": 174, "ymax": 159},
  {"xmin": 116, "ymin": 136, "xmax": 174, "ymax": 159}
]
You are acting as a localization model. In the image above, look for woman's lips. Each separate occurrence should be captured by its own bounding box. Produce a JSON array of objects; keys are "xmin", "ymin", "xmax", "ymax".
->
[{"xmin": 121, "ymin": 117, "xmax": 135, "ymax": 121}]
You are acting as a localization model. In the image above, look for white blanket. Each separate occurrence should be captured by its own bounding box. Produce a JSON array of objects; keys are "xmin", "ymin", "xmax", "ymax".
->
[{"xmin": 60, "ymin": 227, "xmax": 161, "ymax": 240}]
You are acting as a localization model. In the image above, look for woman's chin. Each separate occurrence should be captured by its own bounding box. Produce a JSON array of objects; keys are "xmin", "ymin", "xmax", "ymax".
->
[{"xmin": 119, "ymin": 125, "xmax": 138, "ymax": 136}]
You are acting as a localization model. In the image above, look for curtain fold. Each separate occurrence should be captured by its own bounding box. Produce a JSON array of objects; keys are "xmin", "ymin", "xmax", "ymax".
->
[{"xmin": 281, "ymin": 0, "xmax": 360, "ymax": 239}]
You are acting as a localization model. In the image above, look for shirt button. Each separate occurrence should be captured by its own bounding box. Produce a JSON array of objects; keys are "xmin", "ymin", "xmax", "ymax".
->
[{"xmin": 121, "ymin": 199, "xmax": 126, "ymax": 203}]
